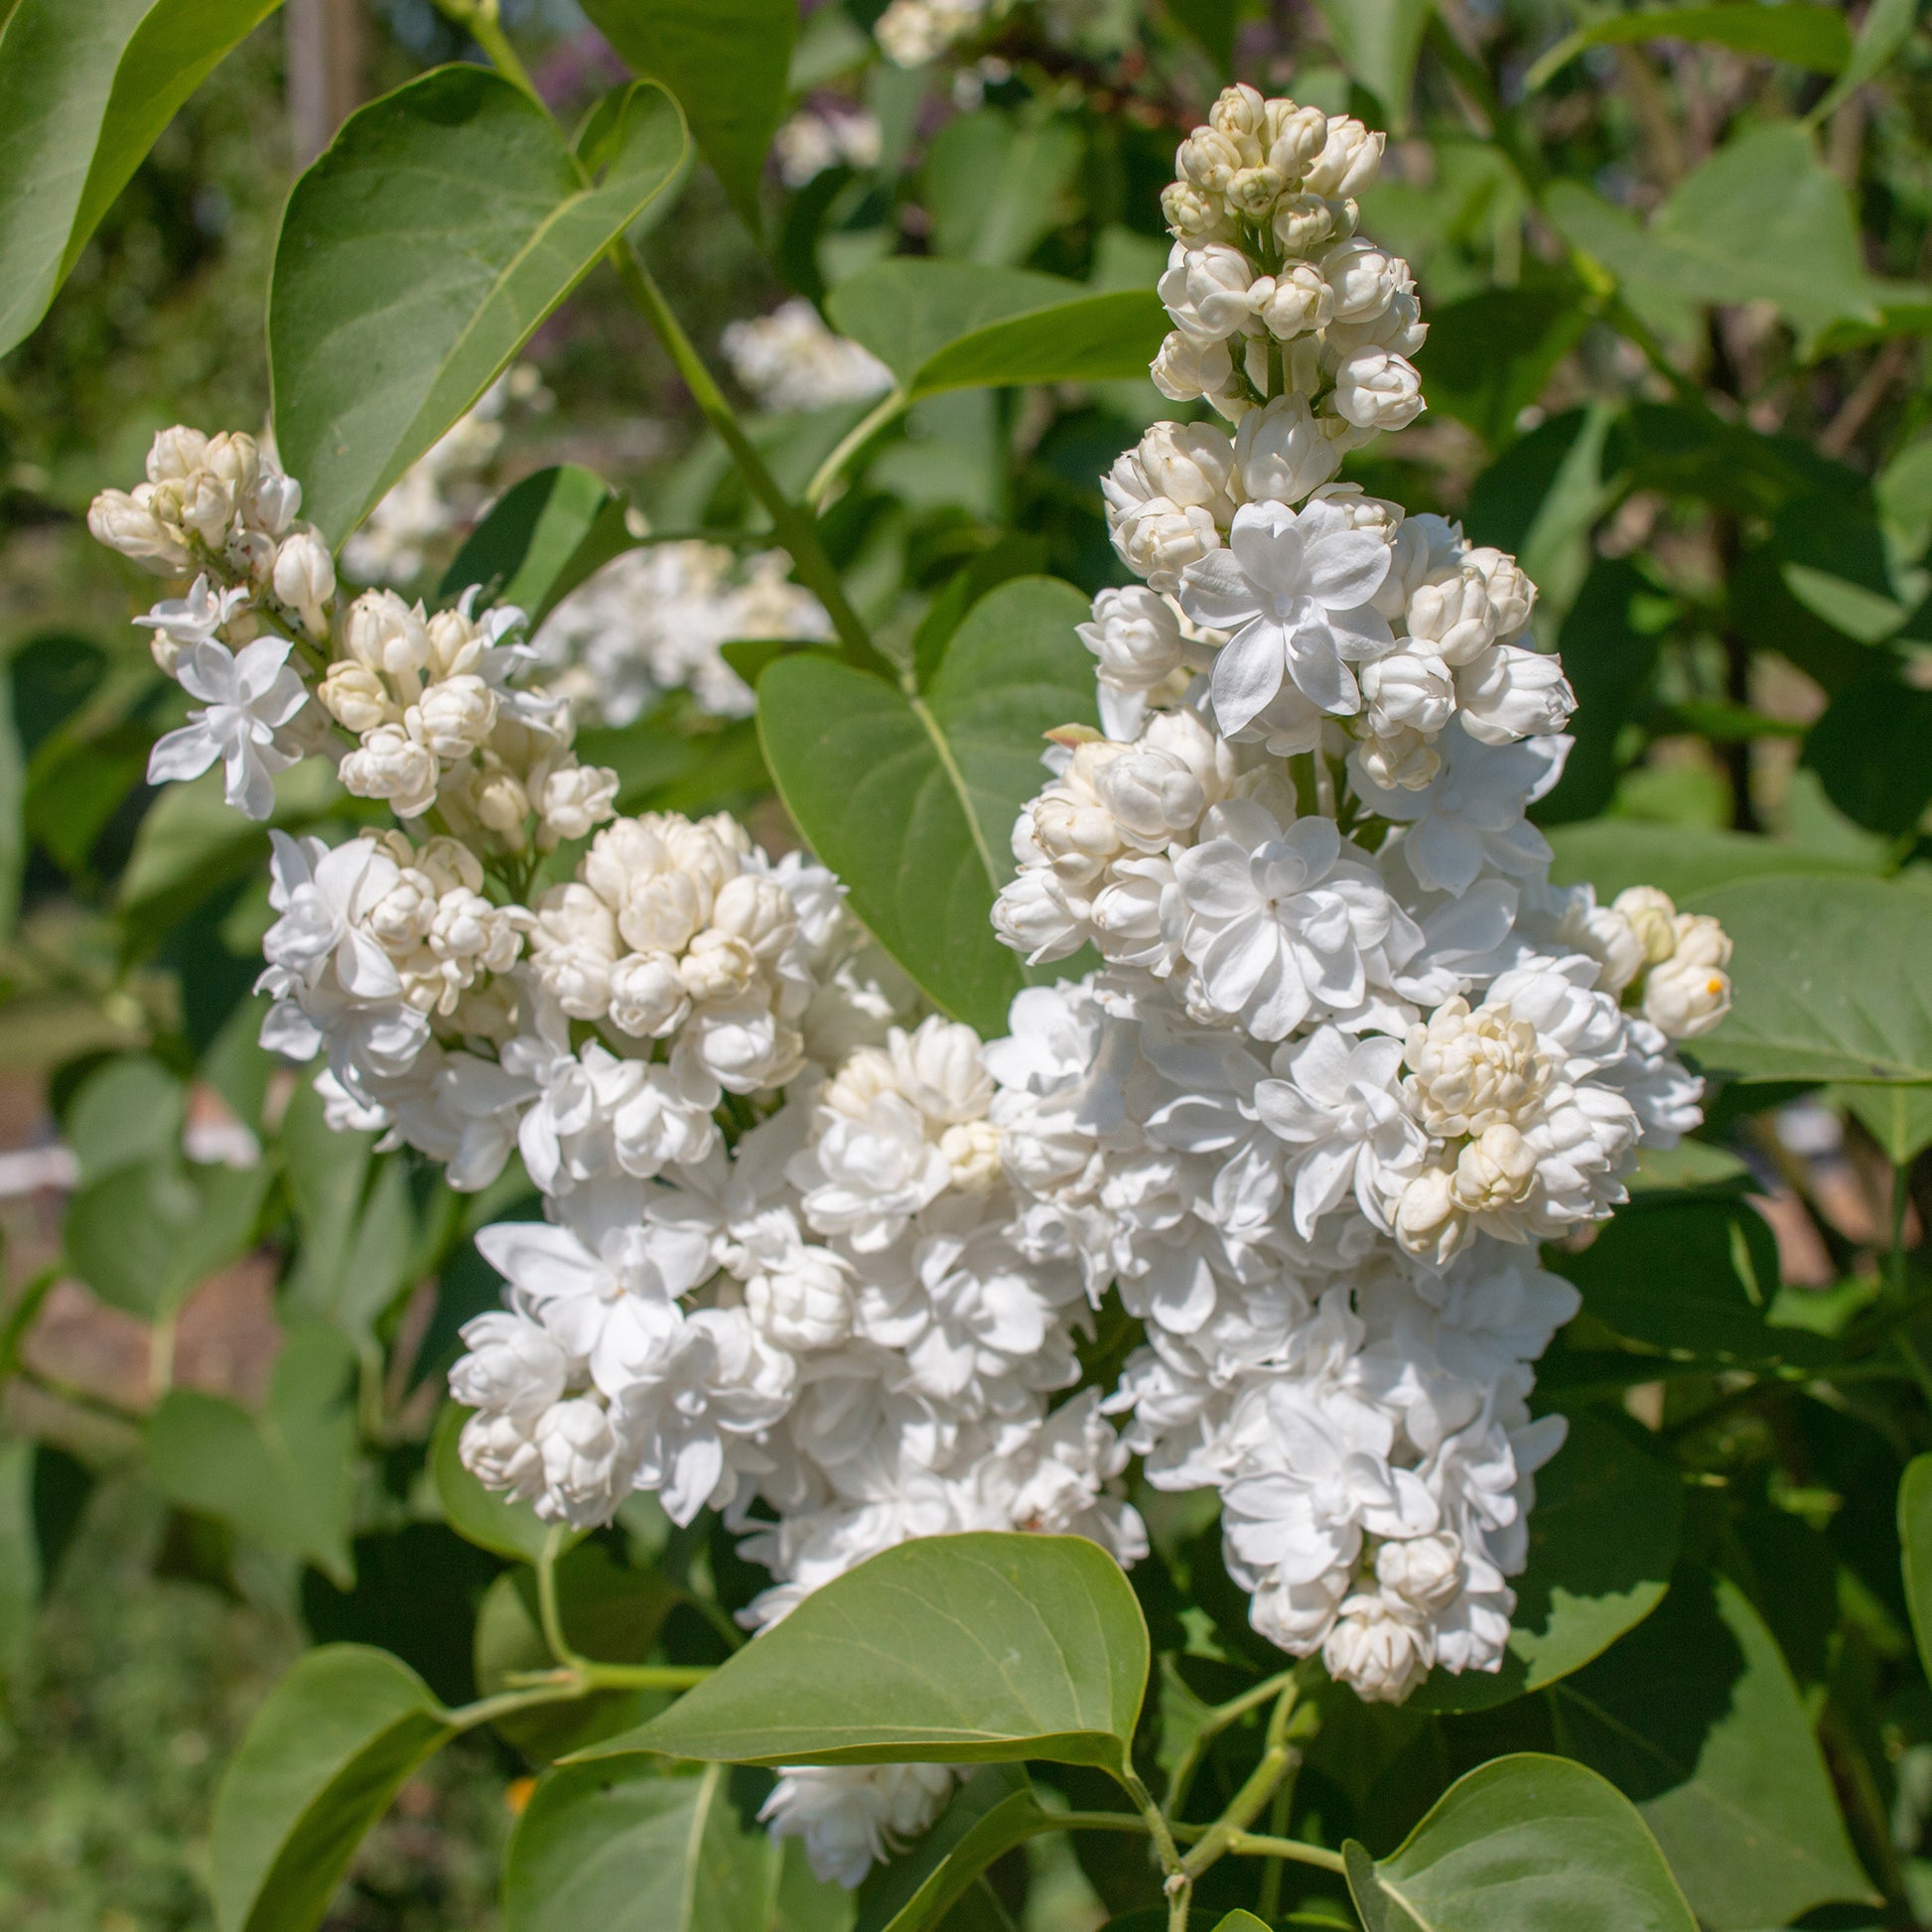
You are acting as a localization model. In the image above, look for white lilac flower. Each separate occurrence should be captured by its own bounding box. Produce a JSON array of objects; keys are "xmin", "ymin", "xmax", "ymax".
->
[
  {"xmin": 147, "ymin": 633, "xmax": 308, "ymax": 818},
  {"xmin": 1178, "ymin": 497, "xmax": 1395, "ymax": 731}
]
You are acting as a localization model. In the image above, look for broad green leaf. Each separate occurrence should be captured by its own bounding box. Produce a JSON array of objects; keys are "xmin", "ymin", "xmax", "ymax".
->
[
  {"xmin": 1345, "ymin": 1754, "xmax": 1697, "ymax": 1932},
  {"xmin": 1835, "ymin": 1080, "xmax": 1932, "ymax": 1165},
  {"xmin": 1812, "ymin": 0, "xmax": 1919, "ymax": 119},
  {"xmin": 827, "ymin": 260, "xmax": 1166, "ymax": 403},
  {"xmin": 1548, "ymin": 125, "xmax": 1902, "ymax": 349},
  {"xmin": 581, "ymin": 0, "xmax": 792, "ymax": 234},
  {"xmin": 1801, "ymin": 676, "xmax": 1932, "ymax": 835},
  {"xmin": 1899, "ymin": 1454, "xmax": 1932, "ymax": 1679},
  {"xmin": 209, "ymin": 1644, "xmax": 455, "ymax": 1932},
  {"xmin": 1210, "ymin": 1918, "xmax": 1270, "ymax": 1932},
  {"xmin": 1628, "ymin": 1140, "xmax": 1750, "ymax": 1192},
  {"xmin": 923, "ymin": 109, "xmax": 1083, "ymax": 268},
  {"xmin": 1526, "ymin": 4, "xmax": 1852, "ymax": 91},
  {"xmin": 1536, "ymin": 557, "xmax": 1661, "ymax": 822},
  {"xmin": 432, "ymin": 1401, "xmax": 578, "ymax": 1567},
  {"xmin": 1409, "ymin": 1415, "xmax": 1682, "ymax": 1713},
  {"xmin": 0, "ymin": 1439, "xmax": 38, "ymax": 1672},
  {"xmin": 1553, "ymin": 1192, "xmax": 1811, "ymax": 1367},
  {"xmin": 1546, "ymin": 819, "xmax": 1882, "ymax": 903},
  {"xmin": 271, "ymin": 69, "xmax": 687, "ymax": 546},
  {"xmin": 0, "ymin": 0, "xmax": 283, "ymax": 358},
  {"xmin": 1311, "ymin": 0, "xmax": 1429, "ymax": 128},
  {"xmin": 1420, "ymin": 287, "xmax": 1589, "ymax": 449},
  {"xmin": 278, "ymin": 1074, "xmax": 375, "ymax": 1314},
  {"xmin": 1690, "ymin": 875, "xmax": 1932, "ymax": 1083},
  {"xmin": 65, "ymin": 1152, "xmax": 271, "ymax": 1320},
  {"xmin": 576, "ymin": 1532, "xmax": 1149, "ymax": 1773},
  {"xmin": 504, "ymin": 1757, "xmax": 776, "ymax": 1932},
  {"xmin": 856, "ymin": 1766, "xmax": 1057, "ymax": 1932},
  {"xmin": 64, "ymin": 1052, "xmax": 184, "ymax": 1182},
  {"xmin": 439, "ymin": 465, "xmax": 634, "ymax": 624},
  {"xmin": 147, "ymin": 1319, "xmax": 357, "ymax": 1585},
  {"xmin": 1166, "ymin": 0, "xmax": 1243, "ymax": 68},
  {"xmin": 759, "ymin": 577, "xmax": 1097, "ymax": 1035},
  {"xmin": 1550, "ymin": 1571, "xmax": 1876, "ymax": 1926}
]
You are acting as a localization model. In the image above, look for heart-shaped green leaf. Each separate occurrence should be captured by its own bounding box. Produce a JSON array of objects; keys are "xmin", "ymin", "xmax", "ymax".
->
[
  {"xmin": 1344, "ymin": 1754, "xmax": 1697, "ymax": 1931},
  {"xmin": 1688, "ymin": 874, "xmax": 1932, "ymax": 1083},
  {"xmin": 209, "ymin": 1644, "xmax": 456, "ymax": 1932},
  {"xmin": 759, "ymin": 576, "xmax": 1096, "ymax": 1035},
  {"xmin": 0, "ymin": 0, "xmax": 283, "ymax": 358},
  {"xmin": 580, "ymin": 0, "xmax": 793, "ymax": 236},
  {"xmin": 271, "ymin": 69, "xmax": 687, "ymax": 545},
  {"xmin": 573, "ymin": 1532, "xmax": 1149, "ymax": 1774}
]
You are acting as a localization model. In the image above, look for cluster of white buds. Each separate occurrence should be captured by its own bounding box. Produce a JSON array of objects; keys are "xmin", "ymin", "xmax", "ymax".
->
[{"xmin": 874, "ymin": 0, "xmax": 993, "ymax": 66}]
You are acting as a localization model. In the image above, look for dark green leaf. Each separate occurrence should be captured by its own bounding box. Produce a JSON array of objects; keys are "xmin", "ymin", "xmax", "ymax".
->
[
  {"xmin": 1899, "ymin": 1453, "xmax": 1932, "ymax": 1681},
  {"xmin": 146, "ymin": 1319, "xmax": 358, "ymax": 1586},
  {"xmin": 581, "ymin": 0, "xmax": 792, "ymax": 234},
  {"xmin": 1311, "ymin": 0, "xmax": 1429, "ymax": 128},
  {"xmin": 1690, "ymin": 874, "xmax": 1932, "ymax": 1082},
  {"xmin": 1345, "ymin": 1754, "xmax": 1697, "ymax": 1932},
  {"xmin": 271, "ymin": 69, "xmax": 687, "ymax": 545},
  {"xmin": 1527, "ymin": 4, "xmax": 1852, "ymax": 91},
  {"xmin": 1165, "ymin": 0, "xmax": 1243, "ymax": 69},
  {"xmin": 440, "ymin": 465, "xmax": 635, "ymax": 624},
  {"xmin": 1420, "ymin": 287, "xmax": 1588, "ymax": 449},
  {"xmin": 1534, "ymin": 557, "xmax": 1660, "ymax": 823},
  {"xmin": 1835, "ymin": 1080, "xmax": 1932, "ymax": 1165},
  {"xmin": 1800, "ymin": 675, "xmax": 1932, "ymax": 835},
  {"xmin": 1409, "ymin": 1415, "xmax": 1682, "ymax": 1712},
  {"xmin": 911, "ymin": 290, "xmax": 1171, "ymax": 401},
  {"xmin": 759, "ymin": 576, "xmax": 1096, "ymax": 1034},
  {"xmin": 0, "ymin": 0, "xmax": 283, "ymax": 358},
  {"xmin": 208, "ymin": 1644, "xmax": 455, "ymax": 1932},
  {"xmin": 1549, "ymin": 1570, "xmax": 1876, "ymax": 1926},
  {"xmin": 1545, "ymin": 819, "xmax": 1880, "ymax": 903},
  {"xmin": 575, "ymin": 1532, "xmax": 1149, "ymax": 1773},
  {"xmin": 856, "ymin": 1766, "xmax": 1056, "ymax": 1932}
]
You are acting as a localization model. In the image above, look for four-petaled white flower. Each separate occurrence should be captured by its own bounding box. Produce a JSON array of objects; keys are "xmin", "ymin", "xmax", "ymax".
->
[{"xmin": 148, "ymin": 632, "xmax": 308, "ymax": 818}]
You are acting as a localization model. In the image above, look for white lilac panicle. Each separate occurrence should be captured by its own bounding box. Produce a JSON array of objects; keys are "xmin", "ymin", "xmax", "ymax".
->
[
  {"xmin": 92, "ymin": 86, "xmax": 1736, "ymax": 1894},
  {"xmin": 721, "ymin": 300, "xmax": 894, "ymax": 415}
]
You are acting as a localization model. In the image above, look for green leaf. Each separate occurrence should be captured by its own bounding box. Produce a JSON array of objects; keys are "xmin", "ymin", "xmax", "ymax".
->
[
  {"xmin": 1535, "ymin": 557, "xmax": 1662, "ymax": 823},
  {"xmin": 432, "ymin": 1401, "xmax": 578, "ymax": 1567},
  {"xmin": 581, "ymin": 0, "xmax": 792, "ymax": 235},
  {"xmin": 759, "ymin": 576, "xmax": 1097, "ymax": 1035},
  {"xmin": 1545, "ymin": 819, "xmax": 1881, "ymax": 903},
  {"xmin": 64, "ymin": 1052, "xmax": 184, "ymax": 1182},
  {"xmin": 1345, "ymin": 1754, "xmax": 1697, "ymax": 1932},
  {"xmin": 924, "ymin": 110, "xmax": 1083, "ymax": 269},
  {"xmin": 1548, "ymin": 125, "xmax": 1896, "ymax": 349},
  {"xmin": 440, "ymin": 465, "xmax": 634, "ymax": 625},
  {"xmin": 278, "ymin": 1073, "xmax": 375, "ymax": 1313},
  {"xmin": 0, "ymin": 0, "xmax": 283, "ymax": 359},
  {"xmin": 65, "ymin": 1153, "xmax": 271, "ymax": 1320},
  {"xmin": 1812, "ymin": 0, "xmax": 1919, "ymax": 119},
  {"xmin": 1526, "ymin": 4, "xmax": 1852, "ymax": 91},
  {"xmin": 271, "ymin": 69, "xmax": 687, "ymax": 546},
  {"xmin": 1311, "ymin": 0, "xmax": 1429, "ymax": 129},
  {"xmin": 1208, "ymin": 1917, "xmax": 1271, "ymax": 1932},
  {"xmin": 1835, "ymin": 1080, "xmax": 1932, "ymax": 1165},
  {"xmin": 146, "ymin": 1318, "xmax": 358, "ymax": 1586},
  {"xmin": 1800, "ymin": 675, "xmax": 1932, "ymax": 836},
  {"xmin": 1420, "ymin": 287, "xmax": 1589, "ymax": 450},
  {"xmin": 0, "ymin": 1439, "xmax": 39, "ymax": 1673},
  {"xmin": 827, "ymin": 260, "xmax": 1167, "ymax": 403},
  {"xmin": 504, "ymin": 1757, "xmax": 776, "ymax": 1932},
  {"xmin": 1549, "ymin": 1570, "xmax": 1877, "ymax": 1927},
  {"xmin": 209, "ymin": 1644, "xmax": 456, "ymax": 1932},
  {"xmin": 1554, "ymin": 1193, "xmax": 1805, "ymax": 1366},
  {"xmin": 574, "ymin": 1532, "xmax": 1149, "ymax": 1773},
  {"xmin": 1899, "ymin": 1454, "xmax": 1932, "ymax": 1680},
  {"xmin": 856, "ymin": 1766, "xmax": 1055, "ymax": 1932},
  {"xmin": 1690, "ymin": 874, "xmax": 1932, "ymax": 1083},
  {"xmin": 1409, "ymin": 1415, "xmax": 1682, "ymax": 1713}
]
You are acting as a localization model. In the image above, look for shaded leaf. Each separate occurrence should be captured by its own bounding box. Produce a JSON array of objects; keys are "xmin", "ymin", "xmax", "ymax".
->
[
  {"xmin": 1901, "ymin": 1453, "xmax": 1932, "ymax": 1680},
  {"xmin": 1420, "ymin": 287, "xmax": 1589, "ymax": 449},
  {"xmin": 1549, "ymin": 1570, "xmax": 1876, "ymax": 1927},
  {"xmin": 1312, "ymin": 0, "xmax": 1429, "ymax": 128},
  {"xmin": 440, "ymin": 465, "xmax": 635, "ymax": 624},
  {"xmin": 0, "ymin": 0, "xmax": 283, "ymax": 358},
  {"xmin": 271, "ymin": 69, "xmax": 686, "ymax": 545},
  {"xmin": 432, "ymin": 1401, "xmax": 580, "ymax": 1567},
  {"xmin": 1800, "ymin": 675, "xmax": 1932, "ymax": 836},
  {"xmin": 575, "ymin": 1532, "xmax": 1149, "ymax": 1773},
  {"xmin": 1528, "ymin": 4, "xmax": 1852, "ymax": 91},
  {"xmin": 1409, "ymin": 1415, "xmax": 1682, "ymax": 1712},
  {"xmin": 857, "ymin": 1766, "xmax": 1056, "ymax": 1932},
  {"xmin": 1835, "ymin": 1080, "xmax": 1932, "ymax": 1165},
  {"xmin": 209, "ymin": 1644, "xmax": 455, "ymax": 1932}
]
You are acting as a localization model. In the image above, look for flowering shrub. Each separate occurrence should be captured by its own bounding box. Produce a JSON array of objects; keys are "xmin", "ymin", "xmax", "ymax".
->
[{"xmin": 9, "ymin": 3, "xmax": 1932, "ymax": 1931}]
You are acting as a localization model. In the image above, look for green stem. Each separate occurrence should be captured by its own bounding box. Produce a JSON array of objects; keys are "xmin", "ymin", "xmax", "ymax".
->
[
  {"xmin": 0, "ymin": 1266, "xmax": 58, "ymax": 1388},
  {"xmin": 1163, "ymin": 1665, "xmax": 1297, "ymax": 1823},
  {"xmin": 606, "ymin": 248, "xmax": 891, "ymax": 680},
  {"xmin": 1220, "ymin": 1831, "xmax": 1347, "ymax": 1875},
  {"xmin": 433, "ymin": 0, "xmax": 542, "ymax": 101},
  {"xmin": 1180, "ymin": 1680, "xmax": 1305, "ymax": 1881},
  {"xmin": 448, "ymin": 1678, "xmax": 592, "ymax": 1731},
  {"xmin": 1113, "ymin": 1762, "xmax": 1188, "ymax": 1928},
  {"xmin": 1256, "ymin": 1772, "xmax": 1295, "ymax": 1919},
  {"xmin": 804, "ymin": 390, "xmax": 908, "ymax": 508}
]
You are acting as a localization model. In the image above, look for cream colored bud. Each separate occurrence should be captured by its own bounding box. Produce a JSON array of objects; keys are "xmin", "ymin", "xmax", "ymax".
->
[
  {"xmin": 414, "ymin": 674, "xmax": 498, "ymax": 759},
  {"xmin": 318, "ymin": 662, "xmax": 396, "ymax": 735},
  {"xmin": 608, "ymin": 950, "xmax": 691, "ymax": 1036},
  {"xmin": 345, "ymin": 590, "xmax": 432, "ymax": 676},
  {"xmin": 1611, "ymin": 887, "xmax": 1680, "ymax": 967},
  {"xmin": 679, "ymin": 929, "xmax": 759, "ymax": 1004},
  {"xmin": 87, "ymin": 488, "xmax": 191, "ymax": 573},
  {"xmin": 271, "ymin": 529, "xmax": 336, "ymax": 636}
]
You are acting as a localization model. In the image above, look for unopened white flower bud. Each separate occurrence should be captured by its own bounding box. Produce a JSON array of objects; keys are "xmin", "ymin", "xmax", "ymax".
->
[
  {"xmin": 680, "ymin": 929, "xmax": 759, "ymax": 1004},
  {"xmin": 1161, "ymin": 180, "xmax": 1228, "ymax": 241},
  {"xmin": 1133, "ymin": 420, "xmax": 1238, "ymax": 513},
  {"xmin": 1612, "ymin": 887, "xmax": 1679, "ymax": 966},
  {"xmin": 1455, "ymin": 646, "xmax": 1576, "ymax": 745},
  {"xmin": 1096, "ymin": 746, "xmax": 1206, "ymax": 847},
  {"xmin": 1361, "ymin": 649, "xmax": 1454, "ymax": 735},
  {"xmin": 538, "ymin": 763, "xmax": 620, "ymax": 842},
  {"xmin": 1234, "ymin": 393, "xmax": 1343, "ymax": 503},
  {"xmin": 1465, "ymin": 547, "xmax": 1536, "ymax": 637},
  {"xmin": 474, "ymin": 767, "xmax": 531, "ymax": 833},
  {"xmin": 890, "ymin": 1015, "xmax": 993, "ymax": 1124},
  {"xmin": 1159, "ymin": 244, "xmax": 1258, "ymax": 345},
  {"xmin": 747, "ymin": 1248, "xmax": 853, "ymax": 1352},
  {"xmin": 1331, "ymin": 349, "xmax": 1426, "ymax": 431},
  {"xmin": 1407, "ymin": 567, "xmax": 1497, "ymax": 666},
  {"xmin": 1304, "ymin": 116, "xmax": 1385, "ymax": 198},
  {"xmin": 1252, "ymin": 262, "xmax": 1333, "ymax": 339},
  {"xmin": 414, "ymin": 673, "xmax": 498, "ymax": 759},
  {"xmin": 1150, "ymin": 331, "xmax": 1234, "ymax": 407},
  {"xmin": 1323, "ymin": 1595, "xmax": 1429, "ymax": 1703},
  {"xmin": 1321, "ymin": 236, "xmax": 1404, "ymax": 322},
  {"xmin": 340, "ymin": 724, "xmax": 439, "ymax": 816},
  {"xmin": 272, "ymin": 529, "xmax": 336, "ymax": 637},
  {"xmin": 1375, "ymin": 1534, "xmax": 1465, "ymax": 1614},
  {"xmin": 146, "ymin": 427, "xmax": 209, "ymax": 483},
  {"xmin": 1079, "ymin": 587, "xmax": 1186, "ymax": 694},
  {"xmin": 1266, "ymin": 101, "xmax": 1329, "ymax": 178},
  {"xmin": 1109, "ymin": 496, "xmax": 1222, "ymax": 593},
  {"xmin": 176, "ymin": 468, "xmax": 237, "ymax": 547},
  {"xmin": 609, "ymin": 950, "xmax": 692, "ymax": 1036},
  {"xmin": 345, "ymin": 589, "xmax": 432, "ymax": 677},
  {"xmin": 1272, "ymin": 193, "xmax": 1345, "ymax": 256},
  {"xmin": 87, "ymin": 488, "xmax": 192, "ymax": 573}
]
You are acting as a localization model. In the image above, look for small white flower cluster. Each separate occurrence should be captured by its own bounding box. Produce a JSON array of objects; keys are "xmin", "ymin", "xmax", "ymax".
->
[
  {"xmin": 774, "ymin": 106, "xmax": 883, "ymax": 187},
  {"xmin": 721, "ymin": 299, "xmax": 895, "ymax": 415},
  {"xmin": 976, "ymin": 85, "xmax": 1730, "ymax": 1707},
  {"xmin": 530, "ymin": 540, "xmax": 833, "ymax": 726},
  {"xmin": 875, "ymin": 0, "xmax": 993, "ymax": 66}
]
